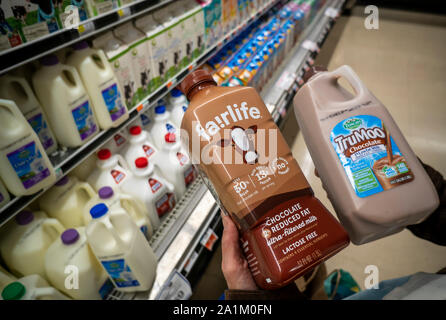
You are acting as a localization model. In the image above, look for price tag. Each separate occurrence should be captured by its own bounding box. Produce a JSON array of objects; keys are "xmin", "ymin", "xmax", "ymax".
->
[
  {"xmin": 276, "ymin": 71, "xmax": 297, "ymax": 91},
  {"xmin": 182, "ymin": 251, "xmax": 199, "ymax": 274},
  {"xmin": 325, "ymin": 7, "xmax": 339, "ymax": 19},
  {"xmin": 200, "ymin": 228, "xmax": 218, "ymax": 251},
  {"xmin": 302, "ymin": 40, "xmax": 318, "ymax": 52},
  {"xmin": 55, "ymin": 167, "xmax": 64, "ymax": 179},
  {"xmin": 117, "ymin": 7, "xmax": 130, "ymax": 18},
  {"xmin": 156, "ymin": 270, "xmax": 192, "ymax": 300},
  {"xmin": 77, "ymin": 21, "xmax": 94, "ymax": 34}
]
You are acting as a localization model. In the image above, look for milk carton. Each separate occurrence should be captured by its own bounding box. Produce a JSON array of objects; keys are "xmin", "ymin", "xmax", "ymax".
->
[
  {"xmin": 0, "ymin": 0, "xmax": 23, "ymax": 52},
  {"xmin": 85, "ymin": 0, "xmax": 119, "ymax": 17},
  {"xmin": 57, "ymin": 0, "xmax": 90, "ymax": 29}
]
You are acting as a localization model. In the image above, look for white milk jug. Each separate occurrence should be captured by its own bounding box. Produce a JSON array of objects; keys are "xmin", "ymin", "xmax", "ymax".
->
[
  {"xmin": 71, "ymin": 153, "xmax": 97, "ymax": 181},
  {"xmin": 87, "ymin": 148, "xmax": 131, "ymax": 192},
  {"xmin": 38, "ymin": 175, "xmax": 97, "ymax": 228},
  {"xmin": 92, "ymin": 31, "xmax": 137, "ymax": 108},
  {"xmin": 147, "ymin": 105, "xmax": 197, "ymax": 199},
  {"xmin": 32, "ymin": 54, "xmax": 99, "ymax": 148},
  {"xmin": 0, "ymin": 210, "xmax": 64, "ymax": 278},
  {"xmin": 104, "ymin": 128, "xmax": 129, "ymax": 155},
  {"xmin": 1, "ymin": 274, "xmax": 69, "ymax": 300},
  {"xmin": 0, "ymin": 265, "xmax": 16, "ymax": 292},
  {"xmin": 0, "ymin": 75, "xmax": 58, "ymax": 154},
  {"xmin": 86, "ymin": 203, "xmax": 157, "ymax": 292},
  {"xmin": 0, "ymin": 178, "xmax": 11, "ymax": 210},
  {"xmin": 121, "ymin": 157, "xmax": 177, "ymax": 230},
  {"xmin": 114, "ymin": 21, "xmax": 153, "ymax": 98},
  {"xmin": 45, "ymin": 227, "xmax": 109, "ymax": 300},
  {"xmin": 168, "ymin": 88, "xmax": 188, "ymax": 128},
  {"xmin": 0, "ymin": 99, "xmax": 56, "ymax": 196},
  {"xmin": 66, "ymin": 41, "xmax": 129, "ymax": 130},
  {"xmin": 83, "ymin": 186, "xmax": 153, "ymax": 240}
]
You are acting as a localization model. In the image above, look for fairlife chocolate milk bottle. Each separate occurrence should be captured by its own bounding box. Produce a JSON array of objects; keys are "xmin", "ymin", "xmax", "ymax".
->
[
  {"xmin": 293, "ymin": 65, "xmax": 439, "ymax": 245},
  {"xmin": 180, "ymin": 69, "xmax": 349, "ymax": 290}
]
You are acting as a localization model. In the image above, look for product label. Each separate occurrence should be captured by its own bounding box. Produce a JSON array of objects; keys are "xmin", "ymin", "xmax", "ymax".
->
[
  {"xmin": 176, "ymin": 152, "xmax": 189, "ymax": 166},
  {"xmin": 184, "ymin": 165, "xmax": 197, "ymax": 187},
  {"xmin": 7, "ymin": 141, "xmax": 50, "ymax": 189},
  {"xmin": 113, "ymin": 133, "xmax": 127, "ymax": 147},
  {"xmin": 331, "ymin": 115, "xmax": 414, "ymax": 197},
  {"xmin": 101, "ymin": 83, "xmax": 126, "ymax": 122},
  {"xmin": 165, "ymin": 123, "xmax": 176, "ymax": 143},
  {"xmin": 143, "ymin": 145, "xmax": 155, "ymax": 158},
  {"xmin": 27, "ymin": 113, "xmax": 55, "ymax": 151},
  {"xmin": 71, "ymin": 100, "xmax": 97, "ymax": 141},
  {"xmin": 148, "ymin": 178, "xmax": 162, "ymax": 194},
  {"xmin": 111, "ymin": 169, "xmax": 126, "ymax": 184},
  {"xmin": 101, "ymin": 258, "xmax": 140, "ymax": 288},
  {"xmin": 140, "ymin": 113, "xmax": 150, "ymax": 126},
  {"xmin": 155, "ymin": 192, "xmax": 176, "ymax": 217}
]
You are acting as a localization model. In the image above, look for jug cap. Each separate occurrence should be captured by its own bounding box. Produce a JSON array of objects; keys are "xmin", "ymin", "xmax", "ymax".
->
[
  {"xmin": 97, "ymin": 149, "xmax": 111, "ymax": 160},
  {"xmin": 135, "ymin": 157, "xmax": 148, "ymax": 169},
  {"xmin": 98, "ymin": 186, "xmax": 114, "ymax": 199},
  {"xmin": 129, "ymin": 126, "xmax": 142, "ymax": 136},
  {"xmin": 40, "ymin": 54, "xmax": 59, "ymax": 66},
  {"xmin": 180, "ymin": 69, "xmax": 216, "ymax": 100},
  {"xmin": 1, "ymin": 282, "xmax": 26, "ymax": 300},
  {"xmin": 154, "ymin": 105, "xmax": 166, "ymax": 114},
  {"xmin": 61, "ymin": 229, "xmax": 80, "ymax": 245},
  {"xmin": 90, "ymin": 203, "xmax": 109, "ymax": 219},
  {"xmin": 303, "ymin": 65, "xmax": 327, "ymax": 83},
  {"xmin": 72, "ymin": 41, "xmax": 89, "ymax": 50},
  {"xmin": 16, "ymin": 210, "xmax": 34, "ymax": 225},
  {"xmin": 170, "ymin": 88, "xmax": 182, "ymax": 98},
  {"xmin": 55, "ymin": 176, "xmax": 69, "ymax": 186}
]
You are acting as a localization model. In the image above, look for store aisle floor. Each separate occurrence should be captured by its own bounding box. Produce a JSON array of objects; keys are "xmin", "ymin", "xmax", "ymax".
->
[{"xmin": 289, "ymin": 7, "xmax": 446, "ymax": 290}]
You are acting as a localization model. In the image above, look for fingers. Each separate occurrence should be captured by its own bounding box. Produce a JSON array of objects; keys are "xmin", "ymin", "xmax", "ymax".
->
[{"xmin": 221, "ymin": 214, "xmax": 243, "ymax": 274}]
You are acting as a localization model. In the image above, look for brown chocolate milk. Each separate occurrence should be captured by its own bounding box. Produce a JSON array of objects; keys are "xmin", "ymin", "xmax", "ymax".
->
[
  {"xmin": 293, "ymin": 65, "xmax": 439, "ymax": 245},
  {"xmin": 180, "ymin": 69, "xmax": 349, "ymax": 290}
]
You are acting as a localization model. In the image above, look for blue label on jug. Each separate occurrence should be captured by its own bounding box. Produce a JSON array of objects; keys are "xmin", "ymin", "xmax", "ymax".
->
[
  {"xmin": 98, "ymin": 279, "xmax": 114, "ymax": 299},
  {"xmin": 101, "ymin": 83, "xmax": 126, "ymax": 122},
  {"xmin": 330, "ymin": 115, "xmax": 414, "ymax": 197},
  {"xmin": 7, "ymin": 141, "xmax": 50, "ymax": 189},
  {"xmin": 71, "ymin": 100, "xmax": 97, "ymax": 141},
  {"xmin": 27, "ymin": 113, "xmax": 54, "ymax": 150},
  {"xmin": 101, "ymin": 259, "xmax": 140, "ymax": 288}
]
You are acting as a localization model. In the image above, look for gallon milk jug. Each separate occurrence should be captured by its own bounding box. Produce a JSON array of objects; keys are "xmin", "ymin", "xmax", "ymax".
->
[
  {"xmin": 113, "ymin": 21, "xmax": 153, "ymax": 98},
  {"xmin": 179, "ymin": 69, "xmax": 349, "ymax": 290},
  {"xmin": 293, "ymin": 65, "xmax": 440, "ymax": 245},
  {"xmin": 1, "ymin": 274, "xmax": 69, "ymax": 300},
  {"xmin": 66, "ymin": 41, "xmax": 129, "ymax": 130},
  {"xmin": 147, "ymin": 105, "xmax": 197, "ymax": 199},
  {"xmin": 104, "ymin": 128, "xmax": 129, "ymax": 155},
  {"xmin": 87, "ymin": 148, "xmax": 131, "ymax": 192},
  {"xmin": 71, "ymin": 153, "xmax": 97, "ymax": 181},
  {"xmin": 0, "ymin": 265, "xmax": 16, "ymax": 292},
  {"xmin": 121, "ymin": 125, "xmax": 161, "ymax": 172},
  {"xmin": 45, "ymin": 227, "xmax": 109, "ymax": 300},
  {"xmin": 83, "ymin": 186, "xmax": 153, "ymax": 240},
  {"xmin": 32, "ymin": 54, "xmax": 99, "ymax": 148},
  {"xmin": 0, "ymin": 178, "xmax": 11, "ymax": 210},
  {"xmin": 0, "ymin": 210, "xmax": 64, "ymax": 278},
  {"xmin": 0, "ymin": 75, "xmax": 58, "ymax": 154},
  {"xmin": 92, "ymin": 31, "xmax": 137, "ymax": 108},
  {"xmin": 39, "ymin": 175, "xmax": 97, "ymax": 228},
  {"xmin": 86, "ymin": 203, "xmax": 157, "ymax": 292},
  {"xmin": 121, "ymin": 157, "xmax": 178, "ymax": 230},
  {"xmin": 0, "ymin": 99, "xmax": 56, "ymax": 196},
  {"xmin": 168, "ymin": 88, "xmax": 188, "ymax": 128}
]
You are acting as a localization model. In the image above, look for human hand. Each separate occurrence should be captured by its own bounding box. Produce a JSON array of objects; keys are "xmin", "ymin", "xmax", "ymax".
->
[{"xmin": 221, "ymin": 213, "xmax": 259, "ymax": 290}]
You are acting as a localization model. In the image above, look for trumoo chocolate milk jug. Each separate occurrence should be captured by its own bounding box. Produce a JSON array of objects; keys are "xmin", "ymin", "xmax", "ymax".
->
[
  {"xmin": 293, "ymin": 65, "xmax": 440, "ymax": 245},
  {"xmin": 180, "ymin": 69, "xmax": 349, "ymax": 290}
]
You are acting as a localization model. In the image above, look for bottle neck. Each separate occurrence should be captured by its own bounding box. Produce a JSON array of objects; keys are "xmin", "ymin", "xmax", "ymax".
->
[{"xmin": 187, "ymin": 81, "xmax": 216, "ymax": 101}]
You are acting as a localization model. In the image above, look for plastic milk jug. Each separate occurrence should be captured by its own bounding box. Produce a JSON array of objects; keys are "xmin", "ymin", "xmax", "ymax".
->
[
  {"xmin": 0, "ymin": 178, "xmax": 11, "ymax": 210},
  {"xmin": 71, "ymin": 153, "xmax": 97, "ymax": 182},
  {"xmin": 0, "ymin": 99, "xmax": 56, "ymax": 196},
  {"xmin": 66, "ymin": 41, "xmax": 129, "ymax": 130},
  {"xmin": 293, "ymin": 65, "xmax": 440, "ymax": 244},
  {"xmin": 1, "ymin": 274, "xmax": 69, "ymax": 300},
  {"xmin": 38, "ymin": 175, "xmax": 97, "ymax": 228},
  {"xmin": 0, "ymin": 75, "xmax": 58, "ymax": 154},
  {"xmin": 168, "ymin": 88, "xmax": 188, "ymax": 128},
  {"xmin": 0, "ymin": 210, "xmax": 64, "ymax": 278},
  {"xmin": 44, "ymin": 228, "xmax": 109, "ymax": 300},
  {"xmin": 32, "ymin": 54, "xmax": 99, "ymax": 148},
  {"xmin": 83, "ymin": 186, "xmax": 153, "ymax": 240},
  {"xmin": 86, "ymin": 203, "xmax": 157, "ymax": 292},
  {"xmin": 87, "ymin": 148, "xmax": 131, "ymax": 192}
]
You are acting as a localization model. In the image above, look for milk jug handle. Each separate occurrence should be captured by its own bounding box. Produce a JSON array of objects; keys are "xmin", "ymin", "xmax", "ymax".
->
[
  {"xmin": 75, "ymin": 182, "xmax": 97, "ymax": 199},
  {"xmin": 42, "ymin": 219, "xmax": 64, "ymax": 241},
  {"xmin": 330, "ymin": 65, "xmax": 365, "ymax": 102},
  {"xmin": 0, "ymin": 99, "xmax": 27, "ymax": 123},
  {"xmin": 116, "ymin": 154, "xmax": 131, "ymax": 171},
  {"xmin": 101, "ymin": 216, "xmax": 126, "ymax": 248}
]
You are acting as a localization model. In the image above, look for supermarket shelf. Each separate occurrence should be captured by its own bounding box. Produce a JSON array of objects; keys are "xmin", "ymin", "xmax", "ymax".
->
[
  {"xmin": 0, "ymin": 0, "xmax": 176, "ymax": 75},
  {"xmin": 0, "ymin": 1, "xmax": 279, "ymax": 227}
]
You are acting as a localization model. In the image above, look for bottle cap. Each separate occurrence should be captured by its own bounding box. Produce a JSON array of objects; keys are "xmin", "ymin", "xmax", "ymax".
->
[
  {"xmin": 129, "ymin": 125, "xmax": 142, "ymax": 136},
  {"xmin": 155, "ymin": 105, "xmax": 166, "ymax": 114},
  {"xmin": 40, "ymin": 54, "xmax": 59, "ymax": 66},
  {"xmin": 97, "ymin": 149, "xmax": 111, "ymax": 160},
  {"xmin": 303, "ymin": 65, "xmax": 328, "ymax": 83},
  {"xmin": 90, "ymin": 203, "xmax": 108, "ymax": 219},
  {"xmin": 2, "ymin": 282, "xmax": 26, "ymax": 300},
  {"xmin": 180, "ymin": 69, "xmax": 216, "ymax": 100},
  {"xmin": 135, "ymin": 157, "xmax": 148, "ymax": 168},
  {"xmin": 72, "ymin": 41, "xmax": 89, "ymax": 50},
  {"xmin": 170, "ymin": 88, "xmax": 182, "ymax": 98},
  {"xmin": 15, "ymin": 210, "xmax": 34, "ymax": 225},
  {"xmin": 55, "ymin": 176, "xmax": 69, "ymax": 186},
  {"xmin": 98, "ymin": 186, "xmax": 114, "ymax": 199},
  {"xmin": 61, "ymin": 229, "xmax": 80, "ymax": 245}
]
